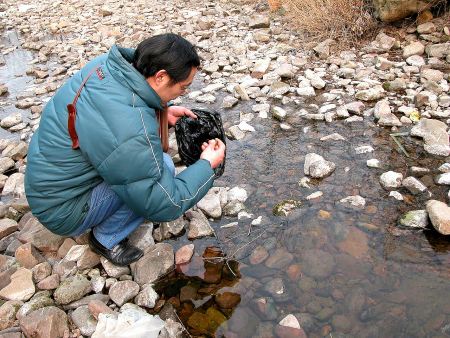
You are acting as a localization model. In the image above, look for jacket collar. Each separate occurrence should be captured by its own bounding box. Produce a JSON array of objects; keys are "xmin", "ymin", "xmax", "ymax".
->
[{"xmin": 106, "ymin": 45, "xmax": 163, "ymax": 111}]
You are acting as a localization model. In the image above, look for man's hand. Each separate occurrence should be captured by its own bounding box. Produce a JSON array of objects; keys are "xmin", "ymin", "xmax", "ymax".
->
[
  {"xmin": 167, "ymin": 106, "xmax": 197, "ymax": 127},
  {"xmin": 200, "ymin": 139, "xmax": 226, "ymax": 169}
]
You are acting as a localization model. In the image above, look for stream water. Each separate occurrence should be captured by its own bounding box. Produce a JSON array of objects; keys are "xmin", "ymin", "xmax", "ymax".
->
[{"xmin": 1, "ymin": 29, "xmax": 450, "ymax": 338}]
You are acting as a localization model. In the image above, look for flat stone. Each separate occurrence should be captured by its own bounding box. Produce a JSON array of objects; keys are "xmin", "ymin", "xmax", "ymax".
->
[
  {"xmin": 186, "ymin": 209, "xmax": 214, "ymax": 239},
  {"xmin": 265, "ymin": 248, "xmax": 293, "ymax": 269},
  {"xmin": 131, "ymin": 243, "xmax": 174, "ymax": 286},
  {"xmin": 355, "ymin": 86, "xmax": 385, "ymax": 101},
  {"xmin": 15, "ymin": 243, "xmax": 45, "ymax": 269},
  {"xmin": 0, "ymin": 113, "xmax": 22, "ymax": 129},
  {"xmin": 0, "ymin": 157, "xmax": 15, "ymax": 175},
  {"xmin": 175, "ymin": 244, "xmax": 194, "ymax": 265},
  {"xmin": 109, "ymin": 280, "xmax": 139, "ymax": 306},
  {"xmin": 0, "ymin": 219, "xmax": 18, "ymax": 240},
  {"xmin": 301, "ymin": 249, "xmax": 335, "ymax": 279},
  {"xmin": 17, "ymin": 217, "xmax": 64, "ymax": 252},
  {"xmin": 339, "ymin": 195, "xmax": 366, "ymax": 210},
  {"xmin": 411, "ymin": 118, "xmax": 450, "ymax": 156},
  {"xmin": 0, "ymin": 268, "xmax": 34, "ymax": 301},
  {"xmin": 337, "ymin": 227, "xmax": 369, "ymax": 259},
  {"xmin": 31, "ymin": 262, "xmax": 52, "ymax": 283},
  {"xmin": 37, "ymin": 274, "xmax": 60, "ymax": 290},
  {"xmin": 249, "ymin": 245, "xmax": 269, "ymax": 265},
  {"xmin": 88, "ymin": 299, "xmax": 115, "ymax": 320},
  {"xmin": 215, "ymin": 292, "xmax": 241, "ymax": 309},
  {"xmin": 16, "ymin": 292, "xmax": 54, "ymax": 320}
]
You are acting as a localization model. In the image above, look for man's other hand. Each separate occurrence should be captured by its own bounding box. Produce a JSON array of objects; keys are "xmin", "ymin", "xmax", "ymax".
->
[
  {"xmin": 167, "ymin": 106, "xmax": 197, "ymax": 127},
  {"xmin": 200, "ymin": 139, "xmax": 226, "ymax": 169}
]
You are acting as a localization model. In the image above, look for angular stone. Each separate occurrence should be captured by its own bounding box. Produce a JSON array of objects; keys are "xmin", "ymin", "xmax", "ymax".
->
[
  {"xmin": 355, "ymin": 86, "xmax": 385, "ymax": 101},
  {"xmin": 411, "ymin": 118, "xmax": 450, "ymax": 157},
  {"xmin": 128, "ymin": 222, "xmax": 155, "ymax": 251},
  {"xmin": 186, "ymin": 209, "xmax": 214, "ymax": 239},
  {"xmin": 17, "ymin": 217, "xmax": 64, "ymax": 252},
  {"xmin": 249, "ymin": 15, "xmax": 270, "ymax": 29},
  {"xmin": 109, "ymin": 280, "xmax": 139, "ymax": 306},
  {"xmin": 304, "ymin": 153, "xmax": 336, "ymax": 178},
  {"xmin": 338, "ymin": 227, "xmax": 369, "ymax": 259},
  {"xmin": 175, "ymin": 244, "xmax": 194, "ymax": 265},
  {"xmin": 425, "ymin": 43, "xmax": 450, "ymax": 58},
  {"xmin": 88, "ymin": 299, "xmax": 115, "ymax": 320},
  {"xmin": 134, "ymin": 284, "xmax": 159, "ymax": 309},
  {"xmin": 0, "ymin": 219, "xmax": 18, "ymax": 240},
  {"xmin": 31, "ymin": 262, "xmax": 52, "ymax": 283},
  {"xmin": 37, "ymin": 274, "xmax": 60, "ymax": 290},
  {"xmin": 16, "ymin": 292, "xmax": 54, "ymax": 320},
  {"xmin": 0, "ymin": 300, "xmax": 23, "ymax": 330},
  {"xmin": 19, "ymin": 306, "xmax": 68, "ymax": 338},
  {"xmin": 339, "ymin": 195, "xmax": 366, "ymax": 210},
  {"xmin": 2, "ymin": 173, "xmax": 25, "ymax": 198},
  {"xmin": 215, "ymin": 292, "xmax": 241, "ymax": 309},
  {"xmin": 0, "ymin": 157, "xmax": 15, "ymax": 175},
  {"xmin": 131, "ymin": 243, "xmax": 174, "ymax": 286},
  {"xmin": 249, "ymin": 245, "xmax": 269, "ymax": 265},
  {"xmin": 100, "ymin": 257, "xmax": 130, "ymax": 278},
  {"xmin": 71, "ymin": 305, "xmax": 97, "ymax": 337},
  {"xmin": 197, "ymin": 189, "xmax": 222, "ymax": 218},
  {"xmin": 426, "ymin": 200, "xmax": 450, "ymax": 235},
  {"xmin": 15, "ymin": 243, "xmax": 45, "ymax": 269},
  {"xmin": 0, "ymin": 268, "xmax": 35, "ymax": 301},
  {"xmin": 403, "ymin": 41, "xmax": 425, "ymax": 58},
  {"xmin": 402, "ymin": 176, "xmax": 428, "ymax": 194}
]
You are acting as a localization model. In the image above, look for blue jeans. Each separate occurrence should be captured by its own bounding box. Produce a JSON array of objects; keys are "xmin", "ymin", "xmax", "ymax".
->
[{"xmin": 69, "ymin": 153, "xmax": 175, "ymax": 249}]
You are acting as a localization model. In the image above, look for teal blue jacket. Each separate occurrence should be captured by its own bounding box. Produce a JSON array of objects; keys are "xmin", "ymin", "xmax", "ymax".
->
[{"xmin": 24, "ymin": 45, "xmax": 215, "ymax": 236}]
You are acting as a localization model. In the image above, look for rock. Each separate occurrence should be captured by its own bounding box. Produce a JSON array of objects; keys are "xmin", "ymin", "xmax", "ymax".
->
[
  {"xmin": 227, "ymin": 125, "xmax": 246, "ymax": 140},
  {"xmin": 373, "ymin": 0, "xmax": 437, "ymax": 22},
  {"xmin": 19, "ymin": 306, "xmax": 68, "ymax": 338},
  {"xmin": 186, "ymin": 209, "xmax": 214, "ymax": 239},
  {"xmin": 109, "ymin": 280, "xmax": 139, "ymax": 306},
  {"xmin": 0, "ymin": 219, "xmax": 18, "ymax": 240},
  {"xmin": 2, "ymin": 141, "xmax": 28, "ymax": 160},
  {"xmin": 156, "ymin": 217, "xmax": 186, "ymax": 241},
  {"xmin": 249, "ymin": 246, "xmax": 269, "ymax": 265},
  {"xmin": 403, "ymin": 41, "xmax": 425, "ymax": 58},
  {"xmin": 0, "ymin": 157, "xmax": 15, "ymax": 175},
  {"xmin": 197, "ymin": 189, "xmax": 222, "ymax": 218},
  {"xmin": 265, "ymin": 248, "xmax": 293, "ymax": 269},
  {"xmin": 269, "ymin": 82, "xmax": 290, "ymax": 96},
  {"xmin": 380, "ymin": 171, "xmax": 403, "ymax": 190},
  {"xmin": 374, "ymin": 100, "xmax": 401, "ymax": 126},
  {"xmin": 175, "ymin": 244, "xmax": 194, "ymax": 265},
  {"xmin": 355, "ymin": 86, "xmax": 385, "ymax": 101},
  {"xmin": 134, "ymin": 284, "xmax": 159, "ymax": 309},
  {"xmin": 15, "ymin": 243, "xmax": 45, "ymax": 269},
  {"xmin": 313, "ymin": 39, "xmax": 334, "ymax": 59},
  {"xmin": 275, "ymin": 325, "xmax": 307, "ymax": 338},
  {"xmin": 88, "ymin": 299, "xmax": 115, "ymax": 320},
  {"xmin": 339, "ymin": 195, "xmax": 366, "ymax": 210},
  {"xmin": 222, "ymin": 96, "xmax": 238, "ymax": 108},
  {"xmin": 17, "ymin": 217, "xmax": 64, "ymax": 252},
  {"xmin": 402, "ymin": 176, "xmax": 428, "ymax": 194},
  {"xmin": 301, "ymin": 249, "xmax": 335, "ymax": 279},
  {"xmin": 425, "ymin": 43, "xmax": 450, "ymax": 58},
  {"xmin": 0, "ymin": 85, "xmax": 8, "ymax": 96},
  {"xmin": 249, "ymin": 15, "xmax": 270, "ymax": 29},
  {"xmin": 37, "ymin": 274, "xmax": 60, "ymax": 290},
  {"xmin": 304, "ymin": 153, "xmax": 336, "ymax": 178},
  {"xmin": 398, "ymin": 210, "xmax": 429, "ymax": 229},
  {"xmin": 338, "ymin": 227, "xmax": 369, "ymax": 259},
  {"xmin": 272, "ymin": 106, "xmax": 287, "ymax": 121},
  {"xmin": 2, "ymin": 173, "xmax": 25, "ymax": 198},
  {"xmin": 296, "ymin": 86, "xmax": 315, "ymax": 97},
  {"xmin": 252, "ymin": 59, "xmax": 271, "ymax": 78},
  {"xmin": 411, "ymin": 118, "xmax": 450, "ymax": 156},
  {"xmin": 367, "ymin": 159, "xmax": 380, "ymax": 168},
  {"xmin": 375, "ymin": 32, "xmax": 396, "ymax": 50},
  {"xmin": 223, "ymin": 200, "xmax": 246, "ymax": 216},
  {"xmin": 131, "ymin": 243, "xmax": 174, "ymax": 285},
  {"xmin": 0, "ymin": 113, "xmax": 22, "ymax": 129},
  {"xmin": 100, "ymin": 257, "xmax": 130, "ymax": 278},
  {"xmin": 71, "ymin": 305, "xmax": 97, "ymax": 337},
  {"xmin": 16, "ymin": 292, "xmax": 54, "ymax": 320},
  {"xmin": 346, "ymin": 101, "xmax": 366, "ymax": 115},
  {"xmin": 320, "ymin": 133, "xmax": 346, "ymax": 141},
  {"xmin": 273, "ymin": 199, "xmax": 302, "ymax": 217},
  {"xmin": 54, "ymin": 274, "xmax": 92, "ymax": 305},
  {"xmin": 426, "ymin": 200, "xmax": 450, "ymax": 235},
  {"xmin": 127, "ymin": 222, "xmax": 154, "ymax": 251},
  {"xmin": 406, "ymin": 54, "xmax": 426, "ymax": 67},
  {"xmin": 227, "ymin": 186, "xmax": 248, "ymax": 203},
  {"xmin": 275, "ymin": 64, "xmax": 295, "ymax": 79},
  {"xmin": 0, "ymin": 268, "xmax": 35, "ymax": 301},
  {"xmin": 355, "ymin": 145, "xmax": 374, "ymax": 154},
  {"xmin": 31, "ymin": 262, "xmax": 52, "ymax": 283},
  {"xmin": 63, "ymin": 294, "xmax": 110, "ymax": 310},
  {"xmin": 279, "ymin": 314, "xmax": 300, "ymax": 329},
  {"xmin": 215, "ymin": 292, "xmax": 241, "ymax": 309},
  {"xmin": 0, "ymin": 300, "xmax": 23, "ymax": 330}
]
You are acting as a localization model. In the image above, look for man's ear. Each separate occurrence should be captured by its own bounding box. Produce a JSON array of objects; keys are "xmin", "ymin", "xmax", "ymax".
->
[{"xmin": 155, "ymin": 70, "xmax": 168, "ymax": 84}]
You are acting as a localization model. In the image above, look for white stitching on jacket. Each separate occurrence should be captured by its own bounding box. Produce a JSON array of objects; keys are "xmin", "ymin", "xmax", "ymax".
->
[
  {"xmin": 179, "ymin": 173, "xmax": 215, "ymax": 202},
  {"xmin": 157, "ymin": 182, "xmax": 181, "ymax": 208},
  {"xmin": 135, "ymin": 94, "xmax": 161, "ymax": 175}
]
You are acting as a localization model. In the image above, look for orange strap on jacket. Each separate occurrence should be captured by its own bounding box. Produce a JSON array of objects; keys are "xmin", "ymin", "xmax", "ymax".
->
[{"xmin": 67, "ymin": 68, "xmax": 97, "ymax": 149}]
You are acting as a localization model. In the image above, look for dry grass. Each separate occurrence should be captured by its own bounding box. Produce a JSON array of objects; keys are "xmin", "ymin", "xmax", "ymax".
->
[{"xmin": 282, "ymin": 0, "xmax": 379, "ymax": 48}]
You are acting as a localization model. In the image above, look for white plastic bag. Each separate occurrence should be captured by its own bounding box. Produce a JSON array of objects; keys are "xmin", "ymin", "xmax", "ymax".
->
[{"xmin": 92, "ymin": 308, "xmax": 165, "ymax": 338}]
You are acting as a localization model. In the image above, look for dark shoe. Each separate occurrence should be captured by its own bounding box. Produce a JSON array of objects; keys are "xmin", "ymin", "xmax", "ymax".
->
[{"xmin": 88, "ymin": 232, "xmax": 143, "ymax": 266}]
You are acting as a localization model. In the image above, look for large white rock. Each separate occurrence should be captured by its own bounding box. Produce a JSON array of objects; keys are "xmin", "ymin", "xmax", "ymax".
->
[
  {"xmin": 426, "ymin": 200, "xmax": 450, "ymax": 235},
  {"xmin": 380, "ymin": 171, "xmax": 403, "ymax": 190},
  {"xmin": 304, "ymin": 153, "xmax": 336, "ymax": 178},
  {"xmin": 411, "ymin": 118, "xmax": 450, "ymax": 157}
]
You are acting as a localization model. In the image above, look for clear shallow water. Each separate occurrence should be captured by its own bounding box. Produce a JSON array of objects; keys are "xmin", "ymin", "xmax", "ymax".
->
[{"xmin": 2, "ymin": 29, "xmax": 450, "ymax": 338}]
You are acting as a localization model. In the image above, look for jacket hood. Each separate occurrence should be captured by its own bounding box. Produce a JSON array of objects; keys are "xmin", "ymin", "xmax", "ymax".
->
[{"xmin": 106, "ymin": 45, "xmax": 163, "ymax": 111}]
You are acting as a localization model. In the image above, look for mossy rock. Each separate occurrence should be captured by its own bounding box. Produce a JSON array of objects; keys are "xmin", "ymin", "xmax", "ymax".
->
[{"xmin": 272, "ymin": 199, "xmax": 303, "ymax": 216}]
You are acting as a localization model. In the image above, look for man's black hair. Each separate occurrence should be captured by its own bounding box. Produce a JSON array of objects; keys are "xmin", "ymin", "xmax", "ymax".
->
[{"xmin": 133, "ymin": 33, "xmax": 200, "ymax": 83}]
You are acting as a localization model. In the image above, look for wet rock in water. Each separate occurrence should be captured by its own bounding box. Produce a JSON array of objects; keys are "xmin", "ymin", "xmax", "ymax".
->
[
  {"xmin": 223, "ymin": 200, "xmax": 246, "ymax": 216},
  {"xmin": 410, "ymin": 118, "xmax": 450, "ymax": 156},
  {"xmin": 251, "ymin": 297, "xmax": 278, "ymax": 321},
  {"xmin": 320, "ymin": 133, "xmax": 346, "ymax": 141},
  {"xmin": 0, "ymin": 113, "xmax": 23, "ymax": 129},
  {"xmin": 227, "ymin": 186, "xmax": 248, "ymax": 203},
  {"xmin": 54, "ymin": 274, "xmax": 92, "ymax": 305},
  {"xmin": 426, "ymin": 200, "xmax": 450, "ymax": 235},
  {"xmin": 380, "ymin": 171, "xmax": 403, "ymax": 190},
  {"xmin": 215, "ymin": 291, "xmax": 241, "ymax": 309},
  {"xmin": 331, "ymin": 314, "xmax": 352, "ymax": 333},
  {"xmin": 301, "ymin": 249, "xmax": 336, "ymax": 279},
  {"xmin": 435, "ymin": 172, "xmax": 450, "ymax": 185},
  {"xmin": 355, "ymin": 145, "xmax": 374, "ymax": 154},
  {"xmin": 272, "ymin": 199, "xmax": 302, "ymax": 216},
  {"xmin": 249, "ymin": 245, "xmax": 269, "ymax": 265},
  {"xmin": 367, "ymin": 159, "xmax": 380, "ymax": 168},
  {"xmin": 0, "ymin": 268, "xmax": 35, "ymax": 301},
  {"xmin": 159, "ymin": 318, "xmax": 184, "ymax": 338},
  {"xmin": 19, "ymin": 306, "xmax": 68, "ymax": 338},
  {"xmin": 304, "ymin": 153, "xmax": 336, "ymax": 178},
  {"xmin": 338, "ymin": 195, "xmax": 366, "ymax": 210},
  {"xmin": 398, "ymin": 210, "xmax": 429, "ymax": 229},
  {"xmin": 337, "ymin": 227, "xmax": 369, "ymax": 259},
  {"xmin": 135, "ymin": 284, "xmax": 159, "ymax": 309},
  {"xmin": 175, "ymin": 244, "xmax": 194, "ymax": 265},
  {"xmin": 109, "ymin": 280, "xmax": 139, "ymax": 306},
  {"xmin": 402, "ymin": 176, "xmax": 428, "ymax": 195},
  {"xmin": 228, "ymin": 307, "xmax": 259, "ymax": 337},
  {"xmin": 71, "ymin": 305, "xmax": 97, "ymax": 336},
  {"xmin": 265, "ymin": 248, "xmax": 293, "ymax": 269},
  {"xmin": 131, "ymin": 243, "xmax": 174, "ymax": 286},
  {"xmin": 186, "ymin": 209, "xmax": 214, "ymax": 238},
  {"xmin": 0, "ymin": 300, "xmax": 22, "ymax": 330}
]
